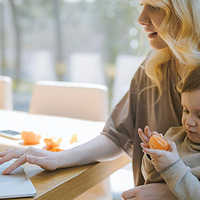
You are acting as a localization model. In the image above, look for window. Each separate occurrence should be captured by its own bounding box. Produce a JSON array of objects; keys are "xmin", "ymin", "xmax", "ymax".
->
[{"xmin": 0, "ymin": 0, "xmax": 150, "ymax": 111}]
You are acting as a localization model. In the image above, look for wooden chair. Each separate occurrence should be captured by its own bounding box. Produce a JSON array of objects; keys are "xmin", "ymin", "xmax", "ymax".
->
[
  {"xmin": 0, "ymin": 76, "xmax": 13, "ymax": 110},
  {"xmin": 29, "ymin": 80, "xmax": 113, "ymax": 200}
]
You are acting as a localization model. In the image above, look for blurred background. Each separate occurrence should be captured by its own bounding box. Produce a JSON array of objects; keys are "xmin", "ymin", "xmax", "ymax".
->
[
  {"xmin": 0, "ymin": 0, "xmax": 151, "ymax": 199},
  {"xmin": 0, "ymin": 0, "xmax": 150, "ymax": 111}
]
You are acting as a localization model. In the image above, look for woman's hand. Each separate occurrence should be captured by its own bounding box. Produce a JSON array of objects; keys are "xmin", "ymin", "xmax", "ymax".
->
[
  {"xmin": 121, "ymin": 183, "xmax": 178, "ymax": 200},
  {"xmin": 142, "ymin": 140, "xmax": 180, "ymax": 172},
  {"xmin": 0, "ymin": 135, "xmax": 123, "ymax": 175},
  {"xmin": 0, "ymin": 147, "xmax": 60, "ymax": 174}
]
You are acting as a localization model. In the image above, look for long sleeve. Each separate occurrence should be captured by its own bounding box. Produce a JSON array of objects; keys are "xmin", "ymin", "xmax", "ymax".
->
[
  {"xmin": 142, "ymin": 127, "xmax": 200, "ymax": 199},
  {"xmin": 161, "ymin": 159, "xmax": 200, "ymax": 200}
]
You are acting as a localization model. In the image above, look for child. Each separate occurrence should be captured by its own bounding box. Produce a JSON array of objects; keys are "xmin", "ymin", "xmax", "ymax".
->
[{"xmin": 138, "ymin": 67, "xmax": 200, "ymax": 200}]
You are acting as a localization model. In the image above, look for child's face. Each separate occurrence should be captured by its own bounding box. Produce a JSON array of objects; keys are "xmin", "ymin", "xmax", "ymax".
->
[{"xmin": 181, "ymin": 89, "xmax": 200, "ymax": 144}]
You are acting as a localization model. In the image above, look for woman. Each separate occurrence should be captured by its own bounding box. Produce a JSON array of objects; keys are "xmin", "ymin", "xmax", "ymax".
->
[{"xmin": 1, "ymin": 0, "xmax": 200, "ymax": 199}]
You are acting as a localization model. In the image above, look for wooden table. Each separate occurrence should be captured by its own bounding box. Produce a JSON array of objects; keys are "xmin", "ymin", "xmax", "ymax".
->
[{"xmin": 0, "ymin": 110, "xmax": 130, "ymax": 200}]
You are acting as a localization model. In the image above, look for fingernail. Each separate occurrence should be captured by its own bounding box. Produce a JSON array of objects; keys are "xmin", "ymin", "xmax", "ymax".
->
[{"xmin": 2, "ymin": 170, "xmax": 7, "ymax": 175}]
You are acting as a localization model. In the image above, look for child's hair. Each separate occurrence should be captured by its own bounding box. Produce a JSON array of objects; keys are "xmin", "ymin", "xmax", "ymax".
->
[{"xmin": 181, "ymin": 67, "xmax": 200, "ymax": 94}]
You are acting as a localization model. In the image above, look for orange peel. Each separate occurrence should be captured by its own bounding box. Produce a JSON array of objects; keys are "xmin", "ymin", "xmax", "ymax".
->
[
  {"xmin": 43, "ymin": 146, "xmax": 64, "ymax": 152},
  {"xmin": 149, "ymin": 134, "xmax": 170, "ymax": 151},
  {"xmin": 43, "ymin": 137, "xmax": 62, "ymax": 148},
  {"xmin": 50, "ymin": 147, "xmax": 64, "ymax": 152},
  {"xmin": 20, "ymin": 131, "xmax": 42, "ymax": 145},
  {"xmin": 70, "ymin": 134, "xmax": 78, "ymax": 144}
]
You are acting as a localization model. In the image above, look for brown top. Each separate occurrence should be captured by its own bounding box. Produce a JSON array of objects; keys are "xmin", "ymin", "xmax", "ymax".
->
[{"xmin": 101, "ymin": 59, "xmax": 183, "ymax": 186}]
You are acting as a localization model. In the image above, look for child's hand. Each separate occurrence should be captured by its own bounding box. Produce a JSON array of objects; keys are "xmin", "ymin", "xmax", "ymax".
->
[
  {"xmin": 138, "ymin": 126, "xmax": 159, "ymax": 149},
  {"xmin": 142, "ymin": 140, "xmax": 180, "ymax": 172}
]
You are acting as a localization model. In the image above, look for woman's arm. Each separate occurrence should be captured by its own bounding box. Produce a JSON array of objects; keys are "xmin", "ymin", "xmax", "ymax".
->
[
  {"xmin": 57, "ymin": 134, "xmax": 123, "ymax": 168},
  {"xmin": 0, "ymin": 134, "xmax": 123, "ymax": 174}
]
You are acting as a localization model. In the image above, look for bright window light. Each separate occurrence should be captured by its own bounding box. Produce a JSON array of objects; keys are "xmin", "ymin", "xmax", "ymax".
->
[
  {"xmin": 63, "ymin": 0, "xmax": 82, "ymax": 3},
  {"xmin": 85, "ymin": 0, "xmax": 96, "ymax": 3},
  {"xmin": 63, "ymin": 0, "xmax": 96, "ymax": 3}
]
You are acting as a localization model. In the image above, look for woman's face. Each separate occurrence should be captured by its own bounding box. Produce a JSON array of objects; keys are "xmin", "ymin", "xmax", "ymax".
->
[{"xmin": 137, "ymin": 1, "xmax": 168, "ymax": 49}]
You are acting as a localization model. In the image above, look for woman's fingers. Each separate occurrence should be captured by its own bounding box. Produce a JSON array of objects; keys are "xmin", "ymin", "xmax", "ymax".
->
[
  {"xmin": 0, "ymin": 148, "xmax": 18, "ymax": 157},
  {"xmin": 0, "ymin": 148, "xmax": 42, "ymax": 174},
  {"xmin": 0, "ymin": 149, "xmax": 26, "ymax": 165},
  {"xmin": 121, "ymin": 188, "xmax": 135, "ymax": 200},
  {"xmin": 1, "ymin": 148, "xmax": 37, "ymax": 174},
  {"xmin": 1, "ymin": 148, "xmax": 59, "ymax": 174},
  {"xmin": 2, "ymin": 153, "xmax": 27, "ymax": 174}
]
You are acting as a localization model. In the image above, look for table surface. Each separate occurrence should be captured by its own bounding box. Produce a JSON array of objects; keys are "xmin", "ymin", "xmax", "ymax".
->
[{"xmin": 0, "ymin": 110, "xmax": 130, "ymax": 200}]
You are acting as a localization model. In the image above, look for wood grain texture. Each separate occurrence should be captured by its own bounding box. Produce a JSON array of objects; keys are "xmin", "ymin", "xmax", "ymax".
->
[
  {"xmin": 0, "ymin": 110, "xmax": 131, "ymax": 200},
  {"xmin": 3, "ymin": 154, "xmax": 130, "ymax": 200}
]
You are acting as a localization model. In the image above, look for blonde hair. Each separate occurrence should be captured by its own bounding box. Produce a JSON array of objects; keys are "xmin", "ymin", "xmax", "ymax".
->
[{"xmin": 143, "ymin": 0, "xmax": 200, "ymax": 98}]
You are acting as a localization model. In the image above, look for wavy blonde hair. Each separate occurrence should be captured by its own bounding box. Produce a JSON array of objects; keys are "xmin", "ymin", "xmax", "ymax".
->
[{"xmin": 143, "ymin": 0, "xmax": 200, "ymax": 97}]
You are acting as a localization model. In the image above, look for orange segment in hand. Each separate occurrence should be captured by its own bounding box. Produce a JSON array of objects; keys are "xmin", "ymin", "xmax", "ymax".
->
[
  {"xmin": 149, "ymin": 134, "xmax": 170, "ymax": 151},
  {"xmin": 20, "ymin": 131, "xmax": 42, "ymax": 145}
]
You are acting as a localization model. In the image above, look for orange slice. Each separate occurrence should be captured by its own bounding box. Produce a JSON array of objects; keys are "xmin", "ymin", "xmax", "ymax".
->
[
  {"xmin": 50, "ymin": 147, "xmax": 64, "ymax": 152},
  {"xmin": 20, "ymin": 131, "xmax": 42, "ymax": 145},
  {"xmin": 43, "ymin": 146, "xmax": 64, "ymax": 152},
  {"xmin": 70, "ymin": 134, "xmax": 78, "ymax": 144},
  {"xmin": 149, "ymin": 134, "xmax": 170, "ymax": 151},
  {"xmin": 43, "ymin": 137, "xmax": 62, "ymax": 148}
]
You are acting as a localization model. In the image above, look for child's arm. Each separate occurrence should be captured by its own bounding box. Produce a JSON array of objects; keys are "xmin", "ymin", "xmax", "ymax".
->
[{"xmin": 138, "ymin": 126, "xmax": 200, "ymax": 200}]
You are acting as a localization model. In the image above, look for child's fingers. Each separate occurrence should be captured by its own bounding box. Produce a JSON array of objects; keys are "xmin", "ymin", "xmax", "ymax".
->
[
  {"xmin": 140, "ymin": 142, "xmax": 149, "ymax": 149},
  {"xmin": 142, "ymin": 147, "xmax": 165, "ymax": 157},
  {"xmin": 144, "ymin": 126, "xmax": 159, "ymax": 137},
  {"xmin": 167, "ymin": 140, "xmax": 177, "ymax": 151},
  {"xmin": 138, "ymin": 128, "xmax": 149, "ymax": 143},
  {"xmin": 144, "ymin": 126, "xmax": 152, "ymax": 137}
]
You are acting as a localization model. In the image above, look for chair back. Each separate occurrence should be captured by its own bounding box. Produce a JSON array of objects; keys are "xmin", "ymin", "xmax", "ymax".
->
[
  {"xmin": 0, "ymin": 76, "xmax": 13, "ymax": 110},
  {"xmin": 29, "ymin": 81, "xmax": 108, "ymax": 121},
  {"xmin": 29, "ymin": 80, "xmax": 112, "ymax": 200}
]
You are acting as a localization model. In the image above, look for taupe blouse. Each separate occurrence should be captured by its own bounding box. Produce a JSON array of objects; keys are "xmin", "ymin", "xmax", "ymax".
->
[{"xmin": 101, "ymin": 60, "xmax": 183, "ymax": 186}]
